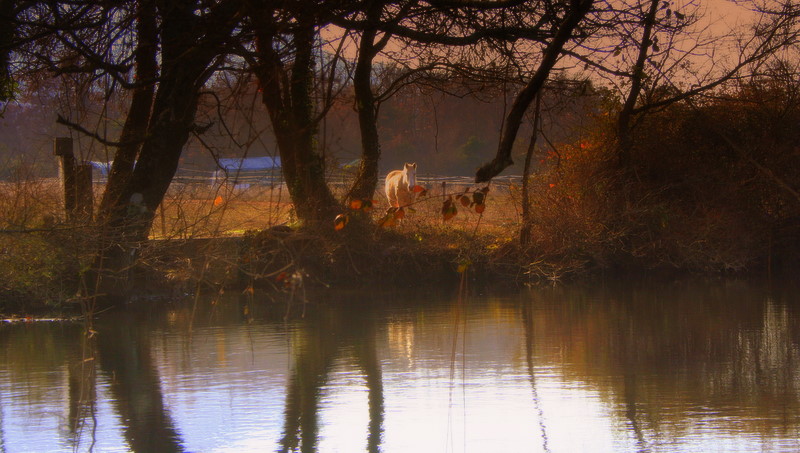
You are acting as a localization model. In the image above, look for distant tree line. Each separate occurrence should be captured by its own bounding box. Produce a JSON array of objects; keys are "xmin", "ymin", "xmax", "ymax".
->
[{"xmin": 0, "ymin": 71, "xmax": 598, "ymax": 178}]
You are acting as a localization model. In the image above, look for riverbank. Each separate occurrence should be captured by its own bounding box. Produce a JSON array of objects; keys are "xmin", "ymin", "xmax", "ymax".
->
[{"xmin": 2, "ymin": 220, "xmax": 789, "ymax": 318}]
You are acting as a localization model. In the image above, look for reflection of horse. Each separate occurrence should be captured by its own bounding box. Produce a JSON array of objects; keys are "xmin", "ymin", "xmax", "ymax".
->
[{"xmin": 384, "ymin": 163, "xmax": 417, "ymax": 208}]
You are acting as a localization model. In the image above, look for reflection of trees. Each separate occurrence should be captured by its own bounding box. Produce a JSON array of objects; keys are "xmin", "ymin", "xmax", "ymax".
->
[
  {"xmin": 521, "ymin": 302, "xmax": 550, "ymax": 453},
  {"xmin": 279, "ymin": 304, "xmax": 384, "ymax": 453},
  {"xmin": 0, "ymin": 322, "xmax": 99, "ymax": 449},
  {"xmin": 67, "ymin": 325, "xmax": 97, "ymax": 449},
  {"xmin": 96, "ymin": 311, "xmax": 183, "ymax": 453},
  {"xmin": 0, "ymin": 374, "xmax": 5, "ymax": 452},
  {"xmin": 522, "ymin": 282, "xmax": 800, "ymax": 443}
]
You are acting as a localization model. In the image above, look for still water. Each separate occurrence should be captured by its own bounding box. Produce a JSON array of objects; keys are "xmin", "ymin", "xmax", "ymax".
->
[{"xmin": 2, "ymin": 280, "xmax": 800, "ymax": 452}]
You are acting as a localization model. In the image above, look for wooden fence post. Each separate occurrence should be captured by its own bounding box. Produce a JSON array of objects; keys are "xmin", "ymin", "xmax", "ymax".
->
[{"xmin": 54, "ymin": 137, "xmax": 93, "ymax": 222}]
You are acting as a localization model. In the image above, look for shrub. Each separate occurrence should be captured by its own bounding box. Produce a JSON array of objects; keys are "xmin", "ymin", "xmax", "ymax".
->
[
  {"xmin": 0, "ymin": 233, "xmax": 80, "ymax": 311},
  {"xmin": 521, "ymin": 80, "xmax": 800, "ymax": 275}
]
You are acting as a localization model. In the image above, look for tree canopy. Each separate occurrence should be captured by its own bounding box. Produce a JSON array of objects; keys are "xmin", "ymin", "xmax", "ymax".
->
[{"xmin": 1, "ymin": 0, "xmax": 798, "ymax": 235}]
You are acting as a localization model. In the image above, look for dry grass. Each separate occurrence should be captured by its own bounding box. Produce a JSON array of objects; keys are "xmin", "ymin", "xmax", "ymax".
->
[
  {"xmin": 1, "ymin": 174, "xmax": 83, "ymax": 309},
  {"xmin": 0, "ymin": 171, "xmax": 522, "ymax": 239},
  {"xmin": 1, "ymin": 174, "xmax": 526, "ymax": 307},
  {"xmin": 151, "ymin": 183, "xmax": 295, "ymax": 239},
  {"xmin": 0, "ymin": 178, "xmax": 63, "ymax": 229},
  {"xmin": 148, "ymin": 178, "xmax": 523, "ymax": 240}
]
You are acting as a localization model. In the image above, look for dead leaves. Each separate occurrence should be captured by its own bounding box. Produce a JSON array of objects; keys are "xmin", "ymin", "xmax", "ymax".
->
[
  {"xmin": 334, "ymin": 198, "xmax": 378, "ymax": 231},
  {"xmin": 377, "ymin": 207, "xmax": 406, "ymax": 228},
  {"xmin": 334, "ymin": 214, "xmax": 349, "ymax": 231},
  {"xmin": 349, "ymin": 198, "xmax": 376, "ymax": 212},
  {"xmin": 444, "ymin": 186, "xmax": 489, "ymax": 222},
  {"xmin": 442, "ymin": 196, "xmax": 457, "ymax": 221},
  {"xmin": 333, "ymin": 184, "xmax": 489, "ymax": 230}
]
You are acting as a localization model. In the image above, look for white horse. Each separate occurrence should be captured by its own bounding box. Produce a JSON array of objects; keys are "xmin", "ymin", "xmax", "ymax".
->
[{"xmin": 385, "ymin": 162, "xmax": 417, "ymax": 208}]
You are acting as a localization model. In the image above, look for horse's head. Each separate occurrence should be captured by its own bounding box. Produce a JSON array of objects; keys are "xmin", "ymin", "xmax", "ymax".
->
[{"xmin": 404, "ymin": 162, "xmax": 417, "ymax": 188}]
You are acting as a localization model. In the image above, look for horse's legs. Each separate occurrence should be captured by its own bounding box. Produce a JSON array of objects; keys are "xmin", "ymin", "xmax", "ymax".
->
[{"xmin": 386, "ymin": 186, "xmax": 398, "ymax": 208}]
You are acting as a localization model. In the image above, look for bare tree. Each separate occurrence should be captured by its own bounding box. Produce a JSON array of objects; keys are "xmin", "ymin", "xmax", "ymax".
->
[
  {"xmin": 345, "ymin": 1, "xmax": 395, "ymax": 203},
  {"xmin": 573, "ymin": 0, "xmax": 799, "ymax": 165},
  {"xmin": 245, "ymin": 1, "xmax": 343, "ymax": 230},
  {"xmin": 7, "ymin": 0, "xmax": 245, "ymax": 295},
  {"xmin": 475, "ymin": 0, "xmax": 594, "ymax": 183}
]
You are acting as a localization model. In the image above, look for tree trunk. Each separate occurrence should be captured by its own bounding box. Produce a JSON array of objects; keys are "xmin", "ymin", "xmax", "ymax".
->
[
  {"xmin": 250, "ymin": 7, "xmax": 341, "ymax": 231},
  {"xmin": 97, "ymin": 0, "xmax": 157, "ymax": 227},
  {"xmin": 348, "ymin": 3, "xmax": 388, "ymax": 203},
  {"xmin": 520, "ymin": 92, "xmax": 542, "ymax": 247},
  {"xmin": 91, "ymin": 0, "xmax": 242, "ymax": 299},
  {"xmin": 616, "ymin": 0, "xmax": 660, "ymax": 168},
  {"xmin": 103, "ymin": 0, "xmax": 241, "ymax": 243},
  {"xmin": 289, "ymin": 18, "xmax": 340, "ymax": 227}
]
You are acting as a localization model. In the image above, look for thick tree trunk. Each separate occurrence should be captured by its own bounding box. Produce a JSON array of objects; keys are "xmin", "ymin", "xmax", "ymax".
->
[
  {"xmin": 348, "ymin": 3, "xmax": 388, "ymax": 203},
  {"xmin": 90, "ymin": 0, "xmax": 161, "ymax": 295},
  {"xmin": 91, "ymin": 0, "xmax": 242, "ymax": 299},
  {"xmin": 119, "ymin": 90, "xmax": 199, "ymax": 242},
  {"xmin": 250, "ymin": 7, "xmax": 341, "ymax": 231},
  {"xmin": 288, "ymin": 18, "xmax": 340, "ymax": 227},
  {"xmin": 102, "ymin": 0, "xmax": 241, "ymax": 243},
  {"xmin": 91, "ymin": 86, "xmax": 197, "ymax": 296},
  {"xmin": 97, "ymin": 0, "xmax": 157, "ymax": 227}
]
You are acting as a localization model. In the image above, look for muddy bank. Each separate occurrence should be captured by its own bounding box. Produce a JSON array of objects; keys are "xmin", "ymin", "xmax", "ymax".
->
[{"xmin": 1, "ymin": 224, "xmax": 790, "ymax": 317}]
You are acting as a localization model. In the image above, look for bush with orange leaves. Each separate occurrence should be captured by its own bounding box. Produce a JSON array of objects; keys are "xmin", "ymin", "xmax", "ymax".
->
[{"xmin": 523, "ymin": 80, "xmax": 800, "ymax": 277}]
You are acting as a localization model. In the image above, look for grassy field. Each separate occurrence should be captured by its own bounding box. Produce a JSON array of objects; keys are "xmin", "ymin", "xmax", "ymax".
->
[
  {"xmin": 148, "ymin": 177, "xmax": 523, "ymax": 239},
  {"xmin": 0, "ymin": 174, "xmax": 528, "ymax": 311},
  {"xmin": 0, "ymin": 172, "xmax": 523, "ymax": 233}
]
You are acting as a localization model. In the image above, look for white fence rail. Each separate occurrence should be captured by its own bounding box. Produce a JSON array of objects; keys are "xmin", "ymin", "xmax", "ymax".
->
[{"xmin": 89, "ymin": 167, "xmax": 522, "ymax": 196}]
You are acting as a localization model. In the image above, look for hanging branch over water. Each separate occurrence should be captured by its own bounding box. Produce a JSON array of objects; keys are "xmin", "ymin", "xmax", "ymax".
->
[{"xmin": 475, "ymin": 0, "xmax": 594, "ymax": 183}]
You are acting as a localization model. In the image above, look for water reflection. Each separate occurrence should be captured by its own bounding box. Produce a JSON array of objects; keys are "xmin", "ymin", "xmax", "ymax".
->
[
  {"xmin": 0, "ymin": 321, "xmax": 105, "ymax": 451},
  {"xmin": 1, "ymin": 281, "xmax": 799, "ymax": 452},
  {"xmin": 279, "ymin": 303, "xmax": 384, "ymax": 452},
  {"xmin": 521, "ymin": 301, "xmax": 551, "ymax": 453},
  {"xmin": 522, "ymin": 281, "xmax": 800, "ymax": 451},
  {"xmin": 96, "ymin": 310, "xmax": 184, "ymax": 452},
  {"xmin": 67, "ymin": 324, "xmax": 97, "ymax": 449}
]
